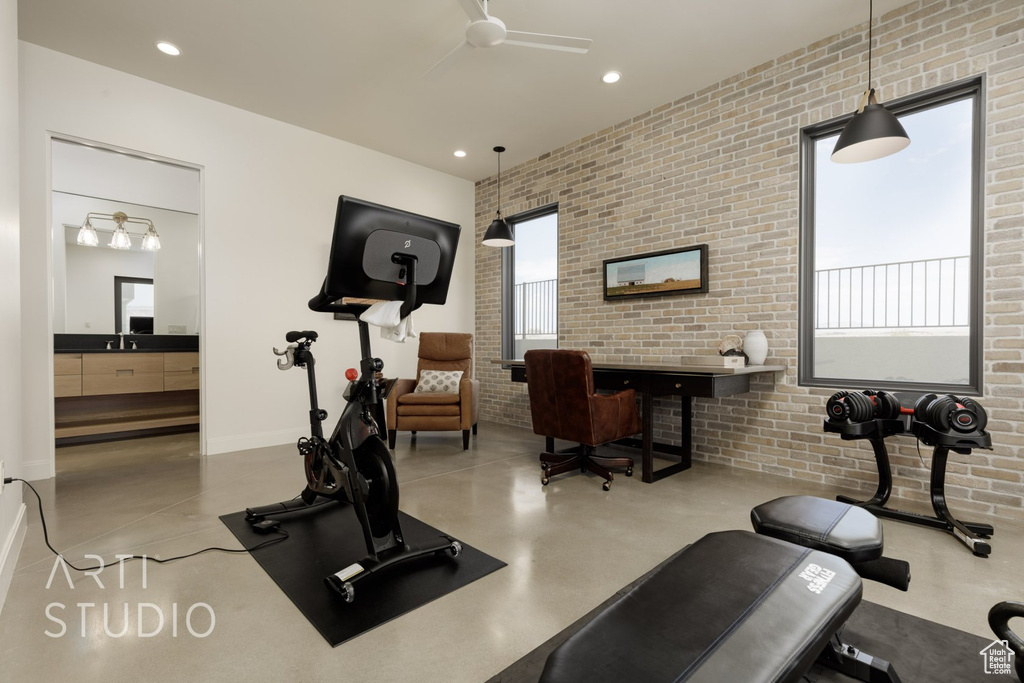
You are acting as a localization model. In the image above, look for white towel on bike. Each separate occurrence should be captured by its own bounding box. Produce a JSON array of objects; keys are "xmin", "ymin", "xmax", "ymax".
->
[{"xmin": 359, "ymin": 301, "xmax": 416, "ymax": 342}]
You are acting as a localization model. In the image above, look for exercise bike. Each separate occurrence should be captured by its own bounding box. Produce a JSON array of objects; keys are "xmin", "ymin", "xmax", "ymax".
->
[{"xmin": 246, "ymin": 195, "xmax": 464, "ymax": 603}]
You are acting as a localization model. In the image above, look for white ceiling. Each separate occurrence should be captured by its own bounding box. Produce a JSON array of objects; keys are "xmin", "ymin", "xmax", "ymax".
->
[{"xmin": 18, "ymin": 0, "xmax": 912, "ymax": 182}]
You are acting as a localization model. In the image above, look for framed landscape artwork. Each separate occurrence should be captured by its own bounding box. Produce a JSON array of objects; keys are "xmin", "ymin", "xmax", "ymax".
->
[{"xmin": 603, "ymin": 244, "xmax": 708, "ymax": 300}]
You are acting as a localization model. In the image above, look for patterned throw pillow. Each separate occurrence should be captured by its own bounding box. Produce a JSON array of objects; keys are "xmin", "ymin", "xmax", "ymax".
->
[{"xmin": 414, "ymin": 369, "xmax": 464, "ymax": 394}]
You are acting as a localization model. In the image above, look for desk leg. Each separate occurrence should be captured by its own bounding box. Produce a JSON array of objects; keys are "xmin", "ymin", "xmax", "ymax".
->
[
  {"xmin": 680, "ymin": 395, "xmax": 692, "ymax": 469},
  {"xmin": 641, "ymin": 391, "xmax": 654, "ymax": 483}
]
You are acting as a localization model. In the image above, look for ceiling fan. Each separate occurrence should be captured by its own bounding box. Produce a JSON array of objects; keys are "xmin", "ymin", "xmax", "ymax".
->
[{"xmin": 424, "ymin": 0, "xmax": 593, "ymax": 78}]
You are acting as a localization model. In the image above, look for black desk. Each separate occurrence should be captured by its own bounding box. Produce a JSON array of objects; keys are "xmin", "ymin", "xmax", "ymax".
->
[{"xmin": 501, "ymin": 360, "xmax": 784, "ymax": 483}]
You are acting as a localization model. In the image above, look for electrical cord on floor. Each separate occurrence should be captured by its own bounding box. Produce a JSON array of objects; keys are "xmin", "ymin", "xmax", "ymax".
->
[{"xmin": 5, "ymin": 477, "xmax": 289, "ymax": 573}]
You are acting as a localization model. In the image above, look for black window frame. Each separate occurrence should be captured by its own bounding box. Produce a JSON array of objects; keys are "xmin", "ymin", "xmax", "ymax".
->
[
  {"xmin": 798, "ymin": 76, "xmax": 985, "ymax": 395},
  {"xmin": 501, "ymin": 203, "xmax": 559, "ymax": 362}
]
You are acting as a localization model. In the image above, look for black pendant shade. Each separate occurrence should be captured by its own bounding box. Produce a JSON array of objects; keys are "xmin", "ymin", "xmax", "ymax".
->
[
  {"xmin": 831, "ymin": 91, "xmax": 910, "ymax": 164},
  {"xmin": 482, "ymin": 145, "xmax": 514, "ymax": 247},
  {"xmin": 831, "ymin": 0, "xmax": 910, "ymax": 164},
  {"xmin": 482, "ymin": 211, "xmax": 514, "ymax": 247}
]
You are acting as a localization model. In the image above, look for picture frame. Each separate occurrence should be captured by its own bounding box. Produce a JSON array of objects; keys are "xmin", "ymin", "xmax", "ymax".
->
[{"xmin": 602, "ymin": 244, "xmax": 708, "ymax": 300}]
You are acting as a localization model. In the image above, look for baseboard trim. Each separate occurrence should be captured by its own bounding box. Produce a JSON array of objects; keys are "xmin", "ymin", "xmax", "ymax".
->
[
  {"xmin": 205, "ymin": 428, "xmax": 299, "ymax": 456},
  {"xmin": 0, "ymin": 502, "xmax": 28, "ymax": 618},
  {"xmin": 21, "ymin": 458, "xmax": 54, "ymax": 481}
]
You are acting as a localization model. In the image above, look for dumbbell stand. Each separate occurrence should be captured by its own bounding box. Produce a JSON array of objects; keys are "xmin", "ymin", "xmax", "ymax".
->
[
  {"xmin": 827, "ymin": 419, "xmax": 904, "ymax": 509},
  {"xmin": 827, "ymin": 419, "xmax": 994, "ymax": 557}
]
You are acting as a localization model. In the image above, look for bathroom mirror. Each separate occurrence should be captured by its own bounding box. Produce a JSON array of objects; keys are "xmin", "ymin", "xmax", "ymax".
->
[{"xmin": 51, "ymin": 140, "xmax": 200, "ymax": 335}]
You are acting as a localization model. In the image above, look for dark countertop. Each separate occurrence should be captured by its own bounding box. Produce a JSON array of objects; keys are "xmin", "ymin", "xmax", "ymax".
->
[
  {"xmin": 54, "ymin": 333, "xmax": 199, "ymax": 353},
  {"xmin": 55, "ymin": 348, "xmax": 198, "ymax": 354}
]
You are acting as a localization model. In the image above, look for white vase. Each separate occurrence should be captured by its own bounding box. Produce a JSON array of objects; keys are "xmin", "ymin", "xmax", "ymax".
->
[{"xmin": 743, "ymin": 330, "xmax": 768, "ymax": 365}]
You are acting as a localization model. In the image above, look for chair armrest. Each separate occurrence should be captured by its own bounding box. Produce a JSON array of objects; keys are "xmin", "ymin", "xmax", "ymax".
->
[
  {"xmin": 386, "ymin": 378, "xmax": 417, "ymax": 426},
  {"xmin": 460, "ymin": 378, "xmax": 479, "ymax": 429},
  {"xmin": 591, "ymin": 389, "xmax": 642, "ymax": 443}
]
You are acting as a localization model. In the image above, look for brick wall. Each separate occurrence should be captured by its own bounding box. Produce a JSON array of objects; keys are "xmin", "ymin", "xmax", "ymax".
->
[{"xmin": 474, "ymin": 0, "xmax": 1024, "ymax": 520}]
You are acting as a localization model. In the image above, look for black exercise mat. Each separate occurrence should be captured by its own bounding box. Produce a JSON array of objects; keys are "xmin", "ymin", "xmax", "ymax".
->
[
  {"xmin": 221, "ymin": 502, "xmax": 505, "ymax": 647},
  {"xmin": 489, "ymin": 563, "xmax": 994, "ymax": 683}
]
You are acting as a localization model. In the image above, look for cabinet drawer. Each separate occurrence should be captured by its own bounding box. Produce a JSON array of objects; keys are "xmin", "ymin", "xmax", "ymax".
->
[
  {"xmin": 54, "ymin": 354, "xmax": 82, "ymax": 376},
  {"xmin": 592, "ymin": 370, "xmax": 645, "ymax": 392},
  {"xmin": 83, "ymin": 371, "xmax": 163, "ymax": 396},
  {"xmin": 164, "ymin": 352, "xmax": 199, "ymax": 373},
  {"xmin": 83, "ymin": 353, "xmax": 163, "ymax": 375},
  {"xmin": 164, "ymin": 369, "xmax": 199, "ymax": 391},
  {"xmin": 54, "ymin": 374, "xmax": 83, "ymax": 398}
]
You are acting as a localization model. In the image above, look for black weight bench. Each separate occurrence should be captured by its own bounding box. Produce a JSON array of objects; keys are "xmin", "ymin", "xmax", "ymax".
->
[{"xmin": 541, "ymin": 497, "xmax": 905, "ymax": 682}]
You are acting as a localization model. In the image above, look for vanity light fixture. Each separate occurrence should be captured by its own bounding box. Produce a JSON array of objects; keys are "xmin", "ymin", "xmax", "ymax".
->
[
  {"xmin": 76, "ymin": 218, "xmax": 99, "ymax": 247},
  {"xmin": 831, "ymin": 0, "xmax": 909, "ymax": 163},
  {"xmin": 156, "ymin": 41, "xmax": 181, "ymax": 56},
  {"xmin": 109, "ymin": 216, "xmax": 132, "ymax": 250},
  {"xmin": 601, "ymin": 71, "xmax": 621, "ymax": 84},
  {"xmin": 78, "ymin": 211, "xmax": 162, "ymax": 251},
  {"xmin": 454, "ymin": 150, "xmax": 467, "ymax": 158},
  {"xmin": 482, "ymin": 146, "xmax": 514, "ymax": 248}
]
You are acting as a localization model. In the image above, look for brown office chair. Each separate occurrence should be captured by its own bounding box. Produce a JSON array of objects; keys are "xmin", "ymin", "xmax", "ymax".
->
[
  {"xmin": 524, "ymin": 349, "xmax": 640, "ymax": 490},
  {"xmin": 386, "ymin": 332, "xmax": 479, "ymax": 450}
]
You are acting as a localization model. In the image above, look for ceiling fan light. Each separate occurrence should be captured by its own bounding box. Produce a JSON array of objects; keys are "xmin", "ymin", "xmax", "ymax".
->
[{"xmin": 831, "ymin": 102, "xmax": 910, "ymax": 163}]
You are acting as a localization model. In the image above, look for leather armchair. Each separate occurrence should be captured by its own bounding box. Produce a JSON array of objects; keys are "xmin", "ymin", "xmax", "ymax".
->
[
  {"xmin": 386, "ymin": 333, "xmax": 479, "ymax": 450},
  {"xmin": 524, "ymin": 348, "xmax": 640, "ymax": 490}
]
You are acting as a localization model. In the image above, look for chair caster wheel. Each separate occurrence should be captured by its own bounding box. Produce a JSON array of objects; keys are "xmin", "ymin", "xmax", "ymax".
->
[
  {"xmin": 602, "ymin": 481, "xmax": 611, "ymax": 491},
  {"xmin": 541, "ymin": 476, "xmax": 550, "ymax": 486},
  {"xmin": 541, "ymin": 462, "xmax": 547, "ymax": 469},
  {"xmin": 449, "ymin": 541, "xmax": 462, "ymax": 558},
  {"xmin": 626, "ymin": 467, "xmax": 633, "ymax": 477}
]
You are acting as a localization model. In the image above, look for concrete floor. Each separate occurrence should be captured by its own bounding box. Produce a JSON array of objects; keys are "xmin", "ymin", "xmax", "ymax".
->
[{"xmin": 1, "ymin": 423, "xmax": 1022, "ymax": 682}]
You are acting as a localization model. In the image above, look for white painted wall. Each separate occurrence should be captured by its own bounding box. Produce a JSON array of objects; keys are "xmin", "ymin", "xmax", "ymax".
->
[
  {"xmin": 0, "ymin": 0, "xmax": 26, "ymax": 616},
  {"xmin": 20, "ymin": 43, "xmax": 476, "ymax": 476},
  {"xmin": 51, "ymin": 139, "xmax": 201, "ymax": 214}
]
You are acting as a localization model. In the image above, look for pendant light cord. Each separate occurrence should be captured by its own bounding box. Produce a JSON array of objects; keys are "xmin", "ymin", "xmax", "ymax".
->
[
  {"xmin": 867, "ymin": 0, "xmax": 873, "ymax": 89},
  {"xmin": 496, "ymin": 150, "xmax": 502, "ymax": 212}
]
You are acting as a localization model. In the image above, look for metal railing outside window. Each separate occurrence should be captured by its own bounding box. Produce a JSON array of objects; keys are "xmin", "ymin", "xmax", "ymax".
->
[
  {"xmin": 814, "ymin": 256, "xmax": 969, "ymax": 330},
  {"xmin": 513, "ymin": 278, "xmax": 557, "ymax": 338}
]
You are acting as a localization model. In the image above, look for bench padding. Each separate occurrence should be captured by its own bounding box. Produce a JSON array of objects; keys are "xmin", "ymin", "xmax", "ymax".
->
[
  {"xmin": 751, "ymin": 496, "xmax": 883, "ymax": 563},
  {"xmin": 540, "ymin": 530, "xmax": 862, "ymax": 683}
]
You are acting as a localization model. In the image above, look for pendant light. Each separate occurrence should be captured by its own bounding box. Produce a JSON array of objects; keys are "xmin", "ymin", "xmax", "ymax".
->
[
  {"xmin": 831, "ymin": 0, "xmax": 910, "ymax": 163},
  {"xmin": 482, "ymin": 146, "xmax": 514, "ymax": 247}
]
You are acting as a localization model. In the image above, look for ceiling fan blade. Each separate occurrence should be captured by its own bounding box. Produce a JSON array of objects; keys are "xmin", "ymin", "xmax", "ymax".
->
[
  {"xmin": 503, "ymin": 31, "xmax": 592, "ymax": 54},
  {"xmin": 457, "ymin": 0, "xmax": 488, "ymax": 22},
  {"xmin": 422, "ymin": 41, "xmax": 472, "ymax": 79}
]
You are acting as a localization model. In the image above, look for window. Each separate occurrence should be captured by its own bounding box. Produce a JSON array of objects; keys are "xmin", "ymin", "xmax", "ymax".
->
[
  {"xmin": 799, "ymin": 78, "xmax": 984, "ymax": 393},
  {"xmin": 502, "ymin": 205, "xmax": 558, "ymax": 360}
]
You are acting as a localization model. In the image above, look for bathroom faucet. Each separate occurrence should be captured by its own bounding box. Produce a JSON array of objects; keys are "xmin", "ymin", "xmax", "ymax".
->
[{"xmin": 118, "ymin": 332, "xmax": 125, "ymax": 350}]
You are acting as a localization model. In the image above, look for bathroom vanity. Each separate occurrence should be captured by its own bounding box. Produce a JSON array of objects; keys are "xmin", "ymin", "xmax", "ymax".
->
[{"xmin": 54, "ymin": 335, "xmax": 199, "ymax": 444}]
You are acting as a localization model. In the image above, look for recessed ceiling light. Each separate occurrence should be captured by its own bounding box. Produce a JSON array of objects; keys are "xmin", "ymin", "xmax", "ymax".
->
[
  {"xmin": 453, "ymin": 150, "xmax": 467, "ymax": 158},
  {"xmin": 156, "ymin": 42, "xmax": 181, "ymax": 57},
  {"xmin": 601, "ymin": 71, "xmax": 621, "ymax": 84}
]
